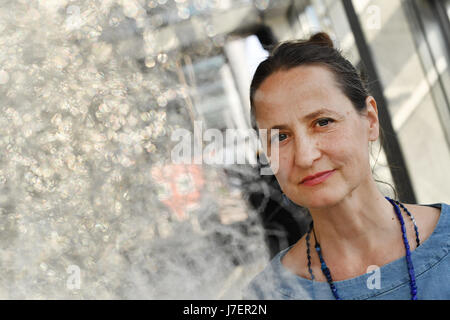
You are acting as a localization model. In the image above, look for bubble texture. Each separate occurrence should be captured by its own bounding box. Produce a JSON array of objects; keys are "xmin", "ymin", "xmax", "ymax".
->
[{"xmin": 0, "ymin": 0, "xmax": 269, "ymax": 299}]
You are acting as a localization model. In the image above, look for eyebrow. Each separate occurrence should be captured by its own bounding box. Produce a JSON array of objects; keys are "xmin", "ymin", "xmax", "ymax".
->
[{"xmin": 269, "ymin": 108, "xmax": 340, "ymax": 130}]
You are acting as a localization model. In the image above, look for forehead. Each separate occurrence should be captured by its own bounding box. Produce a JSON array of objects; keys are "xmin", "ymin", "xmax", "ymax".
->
[{"xmin": 253, "ymin": 64, "xmax": 345, "ymax": 122}]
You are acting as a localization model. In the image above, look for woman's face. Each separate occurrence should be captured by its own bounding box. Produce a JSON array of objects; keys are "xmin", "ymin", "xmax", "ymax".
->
[{"xmin": 254, "ymin": 64, "xmax": 379, "ymax": 209}]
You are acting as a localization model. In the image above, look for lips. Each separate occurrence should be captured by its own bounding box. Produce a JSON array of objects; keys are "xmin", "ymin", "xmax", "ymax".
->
[{"xmin": 300, "ymin": 170, "xmax": 335, "ymax": 186}]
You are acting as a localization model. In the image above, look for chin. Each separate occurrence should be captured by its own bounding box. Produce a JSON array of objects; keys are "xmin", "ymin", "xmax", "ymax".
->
[
  {"xmin": 297, "ymin": 191, "xmax": 345, "ymax": 210},
  {"xmin": 307, "ymin": 199, "xmax": 339, "ymax": 210}
]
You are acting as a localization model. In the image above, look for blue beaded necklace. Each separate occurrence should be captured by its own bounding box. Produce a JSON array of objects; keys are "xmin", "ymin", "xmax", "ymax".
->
[{"xmin": 305, "ymin": 196, "xmax": 420, "ymax": 300}]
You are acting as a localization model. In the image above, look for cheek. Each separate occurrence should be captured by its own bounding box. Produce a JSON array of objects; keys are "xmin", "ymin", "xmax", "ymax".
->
[
  {"xmin": 321, "ymin": 130, "xmax": 366, "ymax": 166},
  {"xmin": 274, "ymin": 153, "xmax": 291, "ymax": 183},
  {"xmin": 328, "ymin": 129, "xmax": 370, "ymax": 171}
]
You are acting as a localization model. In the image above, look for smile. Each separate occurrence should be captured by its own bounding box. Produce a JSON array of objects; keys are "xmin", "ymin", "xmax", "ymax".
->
[{"xmin": 300, "ymin": 169, "xmax": 336, "ymax": 186}]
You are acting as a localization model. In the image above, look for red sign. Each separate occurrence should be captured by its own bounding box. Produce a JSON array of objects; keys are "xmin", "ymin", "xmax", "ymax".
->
[{"xmin": 151, "ymin": 164, "xmax": 205, "ymax": 221}]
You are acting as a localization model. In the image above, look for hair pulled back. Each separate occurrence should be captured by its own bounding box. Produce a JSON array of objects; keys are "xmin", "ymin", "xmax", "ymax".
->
[{"xmin": 249, "ymin": 32, "xmax": 370, "ymax": 129}]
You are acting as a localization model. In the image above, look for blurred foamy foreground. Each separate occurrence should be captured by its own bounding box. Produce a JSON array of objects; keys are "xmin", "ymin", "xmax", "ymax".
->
[{"xmin": 0, "ymin": 0, "xmax": 269, "ymax": 299}]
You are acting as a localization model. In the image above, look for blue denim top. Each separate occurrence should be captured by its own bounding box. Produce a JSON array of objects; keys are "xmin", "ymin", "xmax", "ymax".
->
[{"xmin": 243, "ymin": 203, "xmax": 450, "ymax": 300}]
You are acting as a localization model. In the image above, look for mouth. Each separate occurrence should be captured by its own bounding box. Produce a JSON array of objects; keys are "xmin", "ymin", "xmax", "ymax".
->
[{"xmin": 300, "ymin": 169, "xmax": 336, "ymax": 186}]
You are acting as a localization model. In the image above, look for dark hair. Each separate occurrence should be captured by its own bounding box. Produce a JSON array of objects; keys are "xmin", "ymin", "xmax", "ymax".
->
[{"xmin": 249, "ymin": 32, "xmax": 369, "ymax": 130}]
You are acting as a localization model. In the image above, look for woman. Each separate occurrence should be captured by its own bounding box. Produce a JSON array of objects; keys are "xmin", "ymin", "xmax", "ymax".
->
[{"xmin": 243, "ymin": 32, "xmax": 449, "ymax": 300}]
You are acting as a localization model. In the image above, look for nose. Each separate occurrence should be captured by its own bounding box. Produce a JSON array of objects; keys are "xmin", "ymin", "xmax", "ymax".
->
[{"xmin": 293, "ymin": 134, "xmax": 321, "ymax": 168}]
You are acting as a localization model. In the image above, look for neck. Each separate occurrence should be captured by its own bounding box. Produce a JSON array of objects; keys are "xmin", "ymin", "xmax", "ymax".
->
[{"xmin": 309, "ymin": 178, "xmax": 398, "ymax": 260}]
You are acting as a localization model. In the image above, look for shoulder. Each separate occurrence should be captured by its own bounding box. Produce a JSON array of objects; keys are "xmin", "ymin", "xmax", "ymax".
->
[
  {"xmin": 242, "ymin": 247, "xmax": 299, "ymax": 300},
  {"xmin": 401, "ymin": 202, "xmax": 446, "ymax": 244},
  {"xmin": 243, "ymin": 260, "xmax": 285, "ymax": 299}
]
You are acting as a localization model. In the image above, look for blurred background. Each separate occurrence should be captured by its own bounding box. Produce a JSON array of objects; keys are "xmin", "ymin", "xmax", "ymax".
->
[{"xmin": 0, "ymin": 0, "xmax": 449, "ymax": 299}]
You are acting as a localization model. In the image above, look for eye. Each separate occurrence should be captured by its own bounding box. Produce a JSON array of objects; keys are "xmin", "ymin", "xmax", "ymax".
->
[
  {"xmin": 271, "ymin": 133, "xmax": 288, "ymax": 143},
  {"xmin": 315, "ymin": 118, "xmax": 334, "ymax": 127}
]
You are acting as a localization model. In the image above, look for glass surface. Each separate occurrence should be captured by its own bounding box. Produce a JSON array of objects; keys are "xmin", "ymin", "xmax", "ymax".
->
[
  {"xmin": 0, "ymin": 0, "xmax": 271, "ymax": 299},
  {"xmin": 352, "ymin": 0, "xmax": 450, "ymax": 203}
]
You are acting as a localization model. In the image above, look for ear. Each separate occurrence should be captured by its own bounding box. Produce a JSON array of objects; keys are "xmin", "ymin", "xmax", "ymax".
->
[{"xmin": 365, "ymin": 96, "xmax": 379, "ymax": 142}]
